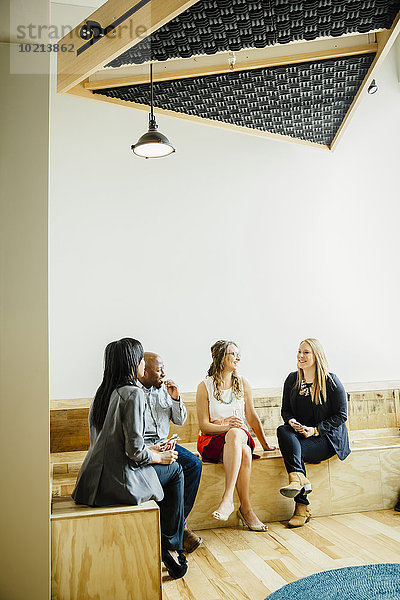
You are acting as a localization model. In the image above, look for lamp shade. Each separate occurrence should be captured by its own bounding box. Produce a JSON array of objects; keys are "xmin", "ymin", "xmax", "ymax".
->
[{"xmin": 131, "ymin": 125, "xmax": 175, "ymax": 158}]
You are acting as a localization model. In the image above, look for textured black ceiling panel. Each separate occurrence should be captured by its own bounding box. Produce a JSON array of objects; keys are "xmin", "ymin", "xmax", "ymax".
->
[
  {"xmin": 96, "ymin": 53, "xmax": 375, "ymax": 145},
  {"xmin": 106, "ymin": 0, "xmax": 399, "ymax": 67}
]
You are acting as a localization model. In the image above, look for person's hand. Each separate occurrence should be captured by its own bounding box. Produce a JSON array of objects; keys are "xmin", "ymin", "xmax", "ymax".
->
[
  {"xmin": 160, "ymin": 440, "xmax": 176, "ymax": 452},
  {"xmin": 164, "ymin": 379, "xmax": 179, "ymax": 400},
  {"xmin": 149, "ymin": 442, "xmax": 163, "ymax": 452},
  {"xmin": 297, "ymin": 426, "xmax": 315, "ymax": 438},
  {"xmin": 153, "ymin": 448, "xmax": 178, "ymax": 464},
  {"xmin": 226, "ymin": 416, "xmax": 244, "ymax": 429},
  {"xmin": 289, "ymin": 418, "xmax": 303, "ymax": 432}
]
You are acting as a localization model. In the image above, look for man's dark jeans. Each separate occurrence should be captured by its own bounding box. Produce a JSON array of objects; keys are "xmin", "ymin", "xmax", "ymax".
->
[{"xmin": 176, "ymin": 444, "xmax": 203, "ymax": 519}]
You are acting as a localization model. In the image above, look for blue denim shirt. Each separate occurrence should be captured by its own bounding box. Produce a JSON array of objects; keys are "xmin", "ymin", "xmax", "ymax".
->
[{"xmin": 140, "ymin": 383, "xmax": 187, "ymax": 446}]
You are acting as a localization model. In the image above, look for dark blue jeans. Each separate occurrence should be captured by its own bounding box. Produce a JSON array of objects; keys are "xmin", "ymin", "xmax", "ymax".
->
[
  {"xmin": 277, "ymin": 424, "xmax": 335, "ymax": 505},
  {"xmin": 176, "ymin": 444, "xmax": 202, "ymax": 519},
  {"xmin": 153, "ymin": 462, "xmax": 185, "ymax": 550}
]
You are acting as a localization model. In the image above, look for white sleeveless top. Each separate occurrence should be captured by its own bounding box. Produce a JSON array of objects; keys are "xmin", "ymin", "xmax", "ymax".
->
[{"xmin": 203, "ymin": 376, "xmax": 246, "ymax": 421}]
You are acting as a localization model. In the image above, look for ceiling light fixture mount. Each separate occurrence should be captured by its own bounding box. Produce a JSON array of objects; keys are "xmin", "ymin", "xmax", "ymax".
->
[
  {"xmin": 131, "ymin": 64, "xmax": 175, "ymax": 159},
  {"xmin": 368, "ymin": 79, "xmax": 378, "ymax": 94}
]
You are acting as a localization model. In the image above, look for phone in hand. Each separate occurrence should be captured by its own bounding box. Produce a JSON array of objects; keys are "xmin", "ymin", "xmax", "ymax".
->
[{"xmin": 160, "ymin": 433, "xmax": 180, "ymax": 450}]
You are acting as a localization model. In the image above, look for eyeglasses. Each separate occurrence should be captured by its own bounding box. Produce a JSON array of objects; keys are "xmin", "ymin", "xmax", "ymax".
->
[{"xmin": 227, "ymin": 351, "xmax": 241, "ymax": 359}]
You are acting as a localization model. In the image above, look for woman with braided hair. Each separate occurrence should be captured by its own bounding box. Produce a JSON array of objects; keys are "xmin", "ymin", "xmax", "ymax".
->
[
  {"xmin": 72, "ymin": 337, "xmax": 188, "ymax": 579},
  {"xmin": 196, "ymin": 340, "xmax": 276, "ymax": 531}
]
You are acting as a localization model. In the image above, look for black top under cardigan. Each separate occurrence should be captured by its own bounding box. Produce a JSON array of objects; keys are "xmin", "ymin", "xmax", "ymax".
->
[{"xmin": 281, "ymin": 371, "xmax": 351, "ymax": 461}]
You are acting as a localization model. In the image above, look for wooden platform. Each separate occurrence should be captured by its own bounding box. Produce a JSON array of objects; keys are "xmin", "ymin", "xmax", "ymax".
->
[
  {"xmin": 184, "ymin": 434, "xmax": 400, "ymax": 530},
  {"xmin": 50, "ymin": 381, "xmax": 400, "ymax": 530},
  {"xmin": 51, "ymin": 499, "xmax": 161, "ymax": 600},
  {"xmin": 50, "ymin": 432, "xmax": 400, "ymax": 530}
]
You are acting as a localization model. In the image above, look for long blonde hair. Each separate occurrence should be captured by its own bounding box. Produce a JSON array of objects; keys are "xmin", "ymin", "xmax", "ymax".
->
[
  {"xmin": 296, "ymin": 338, "xmax": 334, "ymax": 404},
  {"xmin": 207, "ymin": 339, "xmax": 242, "ymax": 403}
]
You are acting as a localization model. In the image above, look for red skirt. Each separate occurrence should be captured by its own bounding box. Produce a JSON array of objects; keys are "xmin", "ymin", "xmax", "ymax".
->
[{"xmin": 197, "ymin": 429, "xmax": 256, "ymax": 463}]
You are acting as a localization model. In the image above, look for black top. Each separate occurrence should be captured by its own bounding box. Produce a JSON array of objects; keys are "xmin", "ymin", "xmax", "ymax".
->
[
  {"xmin": 281, "ymin": 371, "xmax": 351, "ymax": 461},
  {"xmin": 294, "ymin": 388, "xmax": 316, "ymax": 427}
]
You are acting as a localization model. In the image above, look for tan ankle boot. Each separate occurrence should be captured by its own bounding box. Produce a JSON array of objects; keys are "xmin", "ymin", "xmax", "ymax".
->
[
  {"xmin": 280, "ymin": 472, "xmax": 312, "ymax": 498},
  {"xmin": 288, "ymin": 503, "xmax": 311, "ymax": 527}
]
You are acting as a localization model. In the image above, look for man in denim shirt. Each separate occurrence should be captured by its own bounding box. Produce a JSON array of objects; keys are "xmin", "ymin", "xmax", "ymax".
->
[{"xmin": 139, "ymin": 352, "xmax": 203, "ymax": 553}]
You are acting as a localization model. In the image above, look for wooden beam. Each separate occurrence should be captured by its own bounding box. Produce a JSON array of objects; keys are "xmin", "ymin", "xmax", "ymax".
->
[
  {"xmin": 67, "ymin": 81, "xmax": 329, "ymax": 150},
  {"xmin": 330, "ymin": 10, "xmax": 400, "ymax": 151},
  {"xmin": 84, "ymin": 43, "xmax": 378, "ymax": 90},
  {"xmin": 57, "ymin": 0, "xmax": 202, "ymax": 94}
]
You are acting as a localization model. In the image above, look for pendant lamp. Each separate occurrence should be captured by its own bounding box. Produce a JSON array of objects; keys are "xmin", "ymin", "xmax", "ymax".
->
[{"xmin": 131, "ymin": 64, "xmax": 175, "ymax": 158}]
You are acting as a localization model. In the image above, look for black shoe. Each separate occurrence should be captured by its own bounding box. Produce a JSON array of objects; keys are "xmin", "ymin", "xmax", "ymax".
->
[
  {"xmin": 162, "ymin": 550, "xmax": 188, "ymax": 579},
  {"xmin": 395, "ymin": 497, "xmax": 400, "ymax": 512}
]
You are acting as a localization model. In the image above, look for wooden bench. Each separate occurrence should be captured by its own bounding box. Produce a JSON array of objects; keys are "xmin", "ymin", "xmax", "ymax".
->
[
  {"xmin": 50, "ymin": 382, "xmax": 400, "ymax": 530},
  {"xmin": 51, "ymin": 499, "xmax": 161, "ymax": 600}
]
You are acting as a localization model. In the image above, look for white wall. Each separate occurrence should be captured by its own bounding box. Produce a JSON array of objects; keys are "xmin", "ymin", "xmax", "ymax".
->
[{"xmin": 50, "ymin": 20, "xmax": 400, "ymax": 398}]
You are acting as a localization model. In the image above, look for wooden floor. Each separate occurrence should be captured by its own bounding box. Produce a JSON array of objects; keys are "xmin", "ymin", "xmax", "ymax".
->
[{"xmin": 162, "ymin": 510, "xmax": 400, "ymax": 600}]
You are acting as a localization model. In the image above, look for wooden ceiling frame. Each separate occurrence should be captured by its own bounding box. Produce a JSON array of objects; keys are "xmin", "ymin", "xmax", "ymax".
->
[
  {"xmin": 84, "ymin": 41, "xmax": 378, "ymax": 91},
  {"xmin": 57, "ymin": 0, "xmax": 202, "ymax": 93},
  {"xmin": 57, "ymin": 1, "xmax": 400, "ymax": 151}
]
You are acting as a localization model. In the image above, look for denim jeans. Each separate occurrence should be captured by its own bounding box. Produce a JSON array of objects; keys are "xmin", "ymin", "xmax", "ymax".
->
[
  {"xmin": 153, "ymin": 462, "xmax": 185, "ymax": 550},
  {"xmin": 277, "ymin": 424, "xmax": 335, "ymax": 505},
  {"xmin": 175, "ymin": 444, "xmax": 202, "ymax": 519}
]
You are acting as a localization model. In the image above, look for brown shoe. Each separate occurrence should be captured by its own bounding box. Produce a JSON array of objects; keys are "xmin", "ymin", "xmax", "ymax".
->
[
  {"xmin": 183, "ymin": 528, "xmax": 203, "ymax": 553},
  {"xmin": 280, "ymin": 472, "xmax": 312, "ymax": 498},
  {"xmin": 288, "ymin": 503, "xmax": 311, "ymax": 528}
]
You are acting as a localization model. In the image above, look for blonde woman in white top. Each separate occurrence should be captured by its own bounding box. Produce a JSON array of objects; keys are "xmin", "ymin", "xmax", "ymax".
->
[{"xmin": 196, "ymin": 340, "xmax": 276, "ymax": 531}]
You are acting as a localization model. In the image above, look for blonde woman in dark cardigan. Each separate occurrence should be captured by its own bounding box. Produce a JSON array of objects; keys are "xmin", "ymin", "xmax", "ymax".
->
[{"xmin": 277, "ymin": 338, "xmax": 350, "ymax": 527}]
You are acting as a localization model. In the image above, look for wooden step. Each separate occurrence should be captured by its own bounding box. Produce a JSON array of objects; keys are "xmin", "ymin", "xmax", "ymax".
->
[
  {"xmin": 52, "ymin": 472, "xmax": 77, "ymax": 498},
  {"xmin": 51, "ymin": 499, "xmax": 161, "ymax": 600},
  {"xmin": 50, "ymin": 432, "xmax": 400, "ymax": 529}
]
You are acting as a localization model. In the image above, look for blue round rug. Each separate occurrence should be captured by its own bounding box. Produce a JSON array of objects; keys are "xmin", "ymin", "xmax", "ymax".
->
[{"xmin": 266, "ymin": 564, "xmax": 400, "ymax": 599}]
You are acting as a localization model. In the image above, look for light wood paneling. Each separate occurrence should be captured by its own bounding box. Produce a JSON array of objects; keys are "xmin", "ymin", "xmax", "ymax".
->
[
  {"xmin": 379, "ymin": 447, "xmax": 400, "ymax": 509},
  {"xmin": 51, "ymin": 500, "xmax": 161, "ymax": 600},
  {"xmin": 51, "ymin": 472, "xmax": 77, "ymax": 497},
  {"xmin": 84, "ymin": 42, "xmax": 378, "ymax": 90},
  {"xmin": 50, "ymin": 384, "xmax": 400, "ymax": 452},
  {"xmin": 50, "ymin": 436, "xmax": 400, "ymax": 524},
  {"xmin": 50, "ymin": 407, "xmax": 90, "ymax": 452},
  {"xmin": 329, "ymin": 452, "xmax": 383, "ymax": 513},
  {"xmin": 348, "ymin": 389, "xmax": 398, "ymax": 430},
  {"xmin": 169, "ymin": 403, "xmax": 200, "ymax": 442}
]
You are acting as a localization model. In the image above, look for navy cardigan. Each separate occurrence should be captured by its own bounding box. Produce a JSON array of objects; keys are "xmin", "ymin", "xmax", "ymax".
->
[{"xmin": 281, "ymin": 371, "xmax": 350, "ymax": 461}]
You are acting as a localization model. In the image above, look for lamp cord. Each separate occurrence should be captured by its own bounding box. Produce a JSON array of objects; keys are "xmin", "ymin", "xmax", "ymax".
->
[
  {"xmin": 148, "ymin": 62, "xmax": 156, "ymax": 129},
  {"xmin": 150, "ymin": 63, "xmax": 154, "ymax": 119}
]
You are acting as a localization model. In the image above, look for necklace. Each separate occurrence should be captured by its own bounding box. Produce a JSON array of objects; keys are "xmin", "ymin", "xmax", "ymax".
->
[
  {"xmin": 299, "ymin": 379, "xmax": 313, "ymax": 396},
  {"xmin": 220, "ymin": 389, "xmax": 233, "ymax": 404}
]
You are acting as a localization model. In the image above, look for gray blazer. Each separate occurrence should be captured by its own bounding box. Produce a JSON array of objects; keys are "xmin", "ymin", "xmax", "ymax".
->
[{"xmin": 72, "ymin": 385, "xmax": 164, "ymax": 506}]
